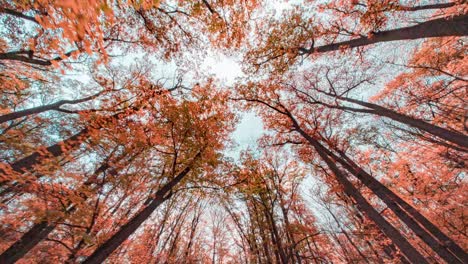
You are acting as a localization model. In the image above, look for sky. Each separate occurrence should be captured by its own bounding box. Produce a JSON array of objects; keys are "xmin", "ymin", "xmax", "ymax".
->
[
  {"xmin": 201, "ymin": 54, "xmax": 265, "ymax": 159},
  {"xmin": 199, "ymin": 0, "xmax": 303, "ymax": 160}
]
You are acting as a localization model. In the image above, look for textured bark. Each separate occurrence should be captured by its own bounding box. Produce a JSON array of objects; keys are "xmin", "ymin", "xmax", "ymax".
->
[
  {"xmin": 325, "ymin": 206, "xmax": 371, "ymax": 263},
  {"xmin": 399, "ymin": 2, "xmax": 456, "ymax": 11},
  {"xmin": 0, "ymin": 113, "xmax": 122, "ymax": 194},
  {"xmin": 0, "ymin": 93, "xmax": 101, "ymax": 124},
  {"xmin": 0, "ymin": 221, "xmax": 56, "ymax": 264},
  {"xmin": 0, "ymin": 156, "xmax": 117, "ymax": 264},
  {"xmin": 83, "ymin": 160, "xmax": 196, "ymax": 264},
  {"xmin": 5, "ymin": 129, "xmax": 88, "ymax": 175},
  {"xmin": 263, "ymin": 202, "xmax": 288, "ymax": 264},
  {"xmin": 333, "ymin": 96, "xmax": 468, "ymax": 149},
  {"xmin": 0, "ymin": 8, "xmax": 39, "ymax": 24},
  {"xmin": 0, "ymin": 50, "xmax": 75, "ymax": 66},
  {"xmin": 0, "ymin": 128, "xmax": 89, "ymax": 192},
  {"xmin": 299, "ymin": 14, "xmax": 468, "ymax": 54},
  {"xmin": 328, "ymin": 147, "xmax": 468, "ymax": 263},
  {"xmin": 289, "ymin": 116, "xmax": 429, "ymax": 263}
]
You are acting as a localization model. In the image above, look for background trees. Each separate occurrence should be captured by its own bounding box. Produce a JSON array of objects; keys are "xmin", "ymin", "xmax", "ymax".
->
[{"xmin": 1, "ymin": 0, "xmax": 467, "ymax": 263}]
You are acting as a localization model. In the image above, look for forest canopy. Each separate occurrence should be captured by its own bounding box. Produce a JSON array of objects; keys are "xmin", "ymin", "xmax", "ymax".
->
[{"xmin": 0, "ymin": 0, "xmax": 467, "ymax": 263}]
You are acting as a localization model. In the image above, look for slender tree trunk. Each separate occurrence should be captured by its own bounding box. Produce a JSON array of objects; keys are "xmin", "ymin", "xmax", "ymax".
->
[
  {"xmin": 0, "ymin": 92, "xmax": 101, "ymax": 124},
  {"xmin": 183, "ymin": 202, "xmax": 202, "ymax": 261},
  {"xmin": 0, "ymin": 128, "xmax": 89, "ymax": 199},
  {"xmin": 0, "ymin": 112, "xmax": 124, "ymax": 195},
  {"xmin": 354, "ymin": 212, "xmax": 409, "ymax": 263},
  {"xmin": 259, "ymin": 189, "xmax": 289, "ymax": 264},
  {"xmin": 399, "ymin": 2, "xmax": 456, "ymax": 11},
  {"xmin": 365, "ymin": 239, "xmax": 385, "ymax": 263},
  {"xmin": 251, "ymin": 201, "xmax": 274, "ymax": 264},
  {"xmin": 299, "ymin": 14, "xmax": 468, "ymax": 54},
  {"xmin": 289, "ymin": 117, "xmax": 429, "ymax": 263},
  {"xmin": 0, "ymin": 49, "xmax": 75, "ymax": 66},
  {"xmin": 326, "ymin": 146, "xmax": 468, "ymax": 263},
  {"xmin": 325, "ymin": 206, "xmax": 371, "ymax": 263},
  {"xmin": 305, "ymin": 236, "xmax": 320, "ymax": 264},
  {"xmin": 264, "ymin": 206, "xmax": 288, "ymax": 264},
  {"xmin": 331, "ymin": 232, "xmax": 353, "ymax": 263},
  {"xmin": 0, "ymin": 8, "xmax": 39, "ymax": 23},
  {"xmin": 83, "ymin": 161, "xmax": 195, "ymax": 264},
  {"xmin": 277, "ymin": 194, "xmax": 299, "ymax": 263},
  {"xmin": 0, "ymin": 154, "xmax": 120, "ymax": 264},
  {"xmin": 0, "ymin": 221, "xmax": 56, "ymax": 264},
  {"xmin": 246, "ymin": 208, "xmax": 264, "ymax": 264},
  {"xmin": 336, "ymin": 96, "xmax": 468, "ymax": 148},
  {"xmin": 2, "ymin": 128, "xmax": 88, "ymax": 176}
]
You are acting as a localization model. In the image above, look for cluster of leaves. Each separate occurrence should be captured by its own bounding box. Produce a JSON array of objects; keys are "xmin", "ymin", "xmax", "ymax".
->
[{"xmin": 0, "ymin": 0, "xmax": 467, "ymax": 263}]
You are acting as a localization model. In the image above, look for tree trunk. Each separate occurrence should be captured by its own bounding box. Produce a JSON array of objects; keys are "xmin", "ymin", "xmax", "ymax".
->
[
  {"xmin": 300, "ymin": 14, "xmax": 468, "ymax": 54},
  {"xmin": 0, "ymin": 128, "xmax": 89, "ymax": 198},
  {"xmin": 0, "ymin": 93, "xmax": 101, "ymax": 124},
  {"xmin": 289, "ymin": 117, "xmax": 429, "ymax": 263},
  {"xmin": 0, "ymin": 221, "xmax": 56, "ymax": 264},
  {"xmin": 327, "ymin": 146, "xmax": 468, "ymax": 263},
  {"xmin": 82, "ymin": 162, "xmax": 194, "ymax": 264},
  {"xmin": 0, "ymin": 112, "xmax": 122, "ymax": 195},
  {"xmin": 0, "ymin": 155, "xmax": 119, "ymax": 264},
  {"xmin": 0, "ymin": 50, "xmax": 75, "ymax": 66},
  {"xmin": 399, "ymin": 2, "xmax": 456, "ymax": 11},
  {"xmin": 337, "ymin": 96, "xmax": 468, "ymax": 149},
  {"xmin": 325, "ymin": 206, "xmax": 371, "ymax": 263},
  {"xmin": 264, "ymin": 205, "xmax": 288, "ymax": 264}
]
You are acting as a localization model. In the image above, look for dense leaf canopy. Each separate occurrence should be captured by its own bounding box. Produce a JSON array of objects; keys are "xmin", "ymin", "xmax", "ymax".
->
[{"xmin": 0, "ymin": 0, "xmax": 466, "ymax": 263}]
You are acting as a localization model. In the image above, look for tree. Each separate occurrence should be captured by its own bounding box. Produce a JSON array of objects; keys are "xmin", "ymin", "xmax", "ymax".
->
[
  {"xmin": 236, "ymin": 76, "xmax": 466, "ymax": 262},
  {"xmin": 245, "ymin": 1, "xmax": 467, "ymax": 73},
  {"xmin": 1, "ymin": 1, "xmax": 467, "ymax": 263},
  {"xmin": 240, "ymin": 2, "xmax": 467, "ymax": 261}
]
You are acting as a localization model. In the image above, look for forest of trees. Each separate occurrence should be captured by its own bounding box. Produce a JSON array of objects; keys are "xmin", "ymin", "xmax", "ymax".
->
[{"xmin": 0, "ymin": 0, "xmax": 466, "ymax": 263}]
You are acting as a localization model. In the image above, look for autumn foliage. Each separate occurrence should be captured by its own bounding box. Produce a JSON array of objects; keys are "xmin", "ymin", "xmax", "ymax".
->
[{"xmin": 0, "ymin": 0, "xmax": 467, "ymax": 263}]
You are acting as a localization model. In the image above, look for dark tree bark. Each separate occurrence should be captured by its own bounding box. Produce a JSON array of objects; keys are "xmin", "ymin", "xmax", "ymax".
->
[
  {"xmin": 0, "ymin": 50, "xmax": 76, "ymax": 66},
  {"xmin": 324, "ymin": 205, "xmax": 371, "ymax": 263},
  {"xmin": 0, "ymin": 112, "xmax": 124, "ymax": 193},
  {"xmin": 398, "ymin": 2, "xmax": 457, "ymax": 11},
  {"xmin": 82, "ymin": 156, "xmax": 198, "ymax": 264},
  {"xmin": 0, "ymin": 8, "xmax": 39, "ymax": 24},
  {"xmin": 299, "ymin": 14, "xmax": 468, "ymax": 54},
  {"xmin": 242, "ymin": 97, "xmax": 430, "ymax": 262},
  {"xmin": 287, "ymin": 114, "xmax": 429, "ymax": 264},
  {"xmin": 325, "ymin": 146, "xmax": 468, "ymax": 263},
  {"xmin": 0, "ymin": 128, "xmax": 89, "ymax": 191},
  {"xmin": 0, "ymin": 221, "xmax": 56, "ymax": 264},
  {"xmin": 325, "ymin": 95, "xmax": 468, "ymax": 149},
  {"xmin": 0, "ymin": 92, "xmax": 102, "ymax": 124},
  {"xmin": 0, "ymin": 154, "xmax": 120, "ymax": 264}
]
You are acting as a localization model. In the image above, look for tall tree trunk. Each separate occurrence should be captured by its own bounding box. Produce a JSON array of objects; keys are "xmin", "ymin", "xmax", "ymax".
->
[
  {"xmin": 299, "ymin": 14, "xmax": 468, "ymax": 54},
  {"xmin": 0, "ymin": 49, "xmax": 75, "ymax": 66},
  {"xmin": 324, "ymin": 205, "xmax": 371, "ymax": 263},
  {"xmin": 0, "ymin": 92, "xmax": 101, "ymax": 124},
  {"xmin": 289, "ymin": 116, "xmax": 429, "ymax": 263},
  {"xmin": 0, "ymin": 128, "xmax": 89, "ymax": 198},
  {"xmin": 330, "ymin": 232, "xmax": 353, "ymax": 263},
  {"xmin": 263, "ymin": 205, "xmax": 288, "ymax": 264},
  {"xmin": 82, "ymin": 158, "xmax": 197, "ymax": 264},
  {"xmin": 2, "ymin": 128, "xmax": 88, "ymax": 176},
  {"xmin": 334, "ymin": 96, "xmax": 468, "ymax": 148},
  {"xmin": 325, "ymin": 145, "xmax": 468, "ymax": 263},
  {"xmin": 0, "ymin": 112, "xmax": 124, "ymax": 195},
  {"xmin": 277, "ymin": 192, "xmax": 300, "ymax": 263},
  {"xmin": 0, "ymin": 153, "xmax": 120, "ymax": 264},
  {"xmin": 0, "ymin": 221, "xmax": 56, "ymax": 264},
  {"xmin": 250, "ymin": 201, "xmax": 274, "ymax": 264},
  {"xmin": 399, "ymin": 2, "xmax": 456, "ymax": 11}
]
